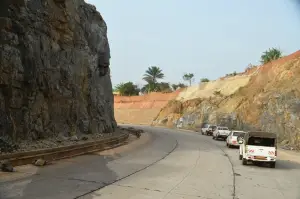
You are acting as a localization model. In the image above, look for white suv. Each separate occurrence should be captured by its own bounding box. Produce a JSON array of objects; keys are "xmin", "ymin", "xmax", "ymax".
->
[
  {"xmin": 212, "ymin": 126, "xmax": 230, "ymax": 140},
  {"xmin": 201, "ymin": 124, "xmax": 210, "ymax": 135},
  {"xmin": 226, "ymin": 130, "xmax": 245, "ymax": 148}
]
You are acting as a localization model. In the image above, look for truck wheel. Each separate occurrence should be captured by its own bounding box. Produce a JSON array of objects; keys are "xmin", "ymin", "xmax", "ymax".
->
[
  {"xmin": 239, "ymin": 154, "xmax": 242, "ymax": 160},
  {"xmin": 242, "ymin": 158, "xmax": 247, "ymax": 165},
  {"xmin": 270, "ymin": 162, "xmax": 276, "ymax": 168}
]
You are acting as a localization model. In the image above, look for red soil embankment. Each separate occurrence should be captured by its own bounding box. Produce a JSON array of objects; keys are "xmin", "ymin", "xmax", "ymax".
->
[{"xmin": 114, "ymin": 91, "xmax": 180, "ymax": 124}]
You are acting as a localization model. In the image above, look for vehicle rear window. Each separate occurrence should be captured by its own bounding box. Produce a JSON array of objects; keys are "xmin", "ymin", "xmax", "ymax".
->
[
  {"xmin": 233, "ymin": 132, "xmax": 245, "ymax": 137},
  {"xmin": 219, "ymin": 127, "xmax": 228, "ymax": 130},
  {"xmin": 248, "ymin": 137, "xmax": 275, "ymax": 147},
  {"xmin": 211, "ymin": 125, "xmax": 217, "ymax": 129}
]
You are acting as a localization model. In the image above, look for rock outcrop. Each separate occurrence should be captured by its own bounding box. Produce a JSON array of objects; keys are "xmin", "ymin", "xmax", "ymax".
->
[{"xmin": 0, "ymin": 0, "xmax": 116, "ymax": 143}]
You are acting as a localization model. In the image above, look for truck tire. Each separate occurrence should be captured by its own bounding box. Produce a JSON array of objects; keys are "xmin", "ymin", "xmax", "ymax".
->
[
  {"xmin": 270, "ymin": 162, "xmax": 276, "ymax": 168},
  {"xmin": 242, "ymin": 158, "xmax": 247, "ymax": 165}
]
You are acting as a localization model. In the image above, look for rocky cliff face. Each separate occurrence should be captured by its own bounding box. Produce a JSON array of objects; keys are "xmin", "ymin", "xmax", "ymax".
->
[
  {"xmin": 0, "ymin": 0, "xmax": 117, "ymax": 142},
  {"xmin": 153, "ymin": 51, "xmax": 300, "ymax": 149}
]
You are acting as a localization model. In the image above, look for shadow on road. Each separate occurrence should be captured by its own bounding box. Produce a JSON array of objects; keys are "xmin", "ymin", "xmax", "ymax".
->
[
  {"xmin": 0, "ymin": 154, "xmax": 118, "ymax": 199},
  {"xmin": 275, "ymin": 159, "xmax": 300, "ymax": 170},
  {"xmin": 242, "ymin": 159, "xmax": 300, "ymax": 170}
]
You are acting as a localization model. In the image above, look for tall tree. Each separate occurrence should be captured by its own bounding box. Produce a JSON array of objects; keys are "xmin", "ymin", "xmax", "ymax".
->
[
  {"xmin": 183, "ymin": 73, "xmax": 194, "ymax": 86},
  {"xmin": 260, "ymin": 48, "xmax": 282, "ymax": 64},
  {"xmin": 142, "ymin": 66, "xmax": 165, "ymax": 93},
  {"xmin": 143, "ymin": 66, "xmax": 164, "ymax": 83}
]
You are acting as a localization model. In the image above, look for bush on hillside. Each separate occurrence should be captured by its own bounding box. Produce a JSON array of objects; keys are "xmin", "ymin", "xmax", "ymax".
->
[
  {"xmin": 260, "ymin": 48, "xmax": 282, "ymax": 64},
  {"xmin": 114, "ymin": 82, "xmax": 140, "ymax": 96},
  {"xmin": 200, "ymin": 78, "xmax": 210, "ymax": 83}
]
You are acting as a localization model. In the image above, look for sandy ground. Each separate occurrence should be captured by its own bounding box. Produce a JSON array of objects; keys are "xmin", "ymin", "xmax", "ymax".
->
[{"xmin": 176, "ymin": 75, "xmax": 250, "ymax": 101}]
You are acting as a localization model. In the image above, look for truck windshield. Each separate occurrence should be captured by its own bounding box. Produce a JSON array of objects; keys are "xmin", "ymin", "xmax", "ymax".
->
[{"xmin": 248, "ymin": 137, "xmax": 276, "ymax": 147}]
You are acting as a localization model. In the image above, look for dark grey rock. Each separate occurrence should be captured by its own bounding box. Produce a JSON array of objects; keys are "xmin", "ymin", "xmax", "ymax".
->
[
  {"xmin": 70, "ymin": 135, "xmax": 79, "ymax": 141},
  {"xmin": 0, "ymin": 160, "xmax": 14, "ymax": 172},
  {"xmin": 0, "ymin": 0, "xmax": 117, "ymax": 143},
  {"xmin": 81, "ymin": 136, "xmax": 88, "ymax": 141}
]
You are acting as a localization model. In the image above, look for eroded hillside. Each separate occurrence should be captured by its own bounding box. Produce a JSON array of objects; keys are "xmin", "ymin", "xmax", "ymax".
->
[{"xmin": 153, "ymin": 51, "xmax": 300, "ymax": 148}]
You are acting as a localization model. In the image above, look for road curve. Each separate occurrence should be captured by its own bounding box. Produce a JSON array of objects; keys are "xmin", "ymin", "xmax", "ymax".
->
[
  {"xmin": 1, "ymin": 126, "xmax": 300, "ymax": 199},
  {"xmin": 82, "ymin": 126, "xmax": 300, "ymax": 199}
]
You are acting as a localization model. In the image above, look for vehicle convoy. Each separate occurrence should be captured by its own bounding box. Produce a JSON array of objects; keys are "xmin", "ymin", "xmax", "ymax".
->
[
  {"xmin": 238, "ymin": 131, "xmax": 277, "ymax": 168},
  {"xmin": 206, "ymin": 125, "xmax": 217, "ymax": 136},
  {"xmin": 212, "ymin": 126, "xmax": 230, "ymax": 140},
  {"xmin": 226, "ymin": 130, "xmax": 245, "ymax": 148}
]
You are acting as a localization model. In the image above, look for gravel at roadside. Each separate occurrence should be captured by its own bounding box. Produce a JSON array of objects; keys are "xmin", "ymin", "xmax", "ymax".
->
[{"xmin": 0, "ymin": 127, "xmax": 144, "ymax": 155}]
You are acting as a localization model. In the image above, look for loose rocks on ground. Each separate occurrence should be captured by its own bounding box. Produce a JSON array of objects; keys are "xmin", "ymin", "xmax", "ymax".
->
[
  {"xmin": 32, "ymin": 158, "xmax": 49, "ymax": 167},
  {"xmin": 120, "ymin": 127, "xmax": 144, "ymax": 138},
  {"xmin": 0, "ymin": 160, "xmax": 14, "ymax": 172}
]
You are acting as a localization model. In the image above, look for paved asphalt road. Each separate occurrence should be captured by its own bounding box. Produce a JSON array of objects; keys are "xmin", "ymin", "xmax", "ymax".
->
[{"xmin": 1, "ymin": 126, "xmax": 300, "ymax": 199}]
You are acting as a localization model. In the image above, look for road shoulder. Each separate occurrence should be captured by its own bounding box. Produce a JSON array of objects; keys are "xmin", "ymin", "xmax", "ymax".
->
[{"xmin": 0, "ymin": 132, "xmax": 151, "ymax": 183}]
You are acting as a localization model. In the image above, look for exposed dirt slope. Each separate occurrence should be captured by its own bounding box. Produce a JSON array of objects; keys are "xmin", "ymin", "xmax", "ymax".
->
[
  {"xmin": 153, "ymin": 50, "xmax": 300, "ymax": 148},
  {"xmin": 176, "ymin": 75, "xmax": 250, "ymax": 101},
  {"xmin": 114, "ymin": 91, "xmax": 180, "ymax": 124}
]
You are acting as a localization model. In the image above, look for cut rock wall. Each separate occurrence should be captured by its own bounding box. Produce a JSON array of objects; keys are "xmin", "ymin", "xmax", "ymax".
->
[{"xmin": 0, "ymin": 0, "xmax": 116, "ymax": 142}]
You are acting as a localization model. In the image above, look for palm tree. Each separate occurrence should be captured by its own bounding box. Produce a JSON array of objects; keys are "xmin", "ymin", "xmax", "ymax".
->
[
  {"xmin": 183, "ymin": 73, "xmax": 194, "ymax": 86},
  {"xmin": 260, "ymin": 48, "xmax": 282, "ymax": 64},
  {"xmin": 143, "ymin": 66, "xmax": 164, "ymax": 83},
  {"xmin": 143, "ymin": 66, "xmax": 164, "ymax": 93}
]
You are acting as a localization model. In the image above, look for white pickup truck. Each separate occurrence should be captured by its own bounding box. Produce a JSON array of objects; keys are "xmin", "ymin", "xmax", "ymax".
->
[
  {"xmin": 212, "ymin": 126, "xmax": 230, "ymax": 140},
  {"xmin": 239, "ymin": 131, "xmax": 277, "ymax": 168}
]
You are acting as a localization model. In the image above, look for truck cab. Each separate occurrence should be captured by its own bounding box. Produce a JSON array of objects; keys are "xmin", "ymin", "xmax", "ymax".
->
[{"xmin": 238, "ymin": 131, "xmax": 277, "ymax": 168}]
